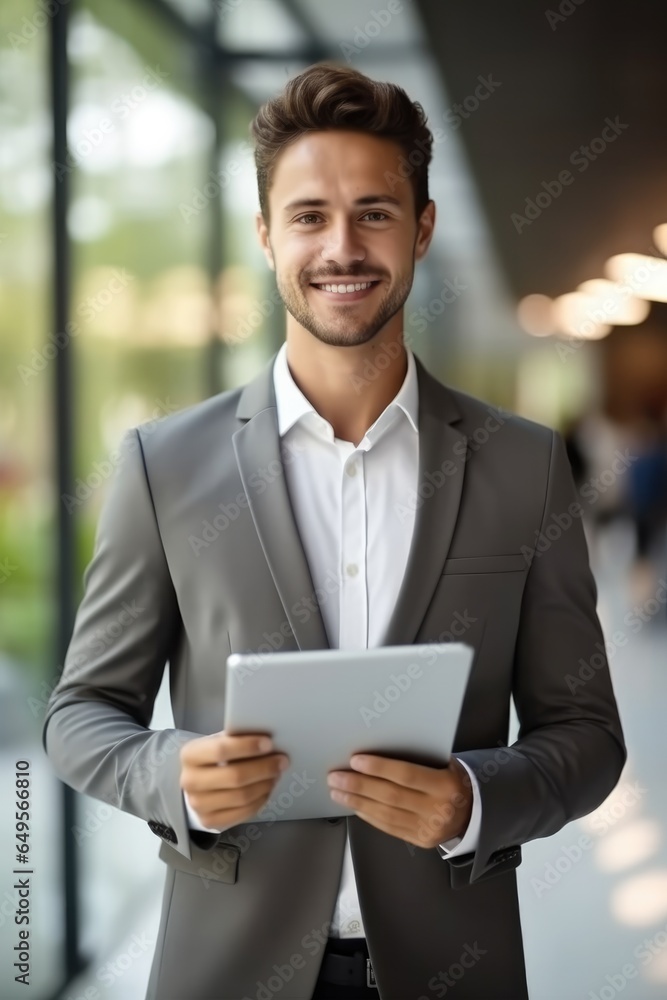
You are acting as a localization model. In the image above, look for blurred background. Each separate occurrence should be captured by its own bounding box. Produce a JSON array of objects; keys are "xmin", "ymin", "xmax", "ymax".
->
[{"xmin": 1, "ymin": 1, "xmax": 666, "ymax": 997}]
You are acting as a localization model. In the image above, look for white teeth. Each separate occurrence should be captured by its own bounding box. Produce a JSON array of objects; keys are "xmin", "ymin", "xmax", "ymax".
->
[{"xmin": 315, "ymin": 281, "xmax": 376, "ymax": 294}]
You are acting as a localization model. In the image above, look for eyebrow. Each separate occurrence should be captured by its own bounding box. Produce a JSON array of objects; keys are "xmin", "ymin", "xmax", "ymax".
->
[{"xmin": 282, "ymin": 195, "xmax": 403, "ymax": 214}]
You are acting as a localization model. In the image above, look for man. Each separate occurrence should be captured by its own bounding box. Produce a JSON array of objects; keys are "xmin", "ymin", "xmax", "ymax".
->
[{"xmin": 43, "ymin": 62, "xmax": 626, "ymax": 999}]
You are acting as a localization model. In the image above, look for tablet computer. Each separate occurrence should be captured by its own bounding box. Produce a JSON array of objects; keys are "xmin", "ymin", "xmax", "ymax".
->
[{"xmin": 223, "ymin": 642, "xmax": 474, "ymax": 822}]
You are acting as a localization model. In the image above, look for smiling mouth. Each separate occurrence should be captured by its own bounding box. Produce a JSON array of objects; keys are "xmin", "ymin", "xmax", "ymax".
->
[{"xmin": 309, "ymin": 279, "xmax": 381, "ymax": 300}]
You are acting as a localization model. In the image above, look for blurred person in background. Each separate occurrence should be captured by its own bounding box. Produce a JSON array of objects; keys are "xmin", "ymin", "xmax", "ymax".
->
[{"xmin": 565, "ymin": 326, "xmax": 667, "ymax": 605}]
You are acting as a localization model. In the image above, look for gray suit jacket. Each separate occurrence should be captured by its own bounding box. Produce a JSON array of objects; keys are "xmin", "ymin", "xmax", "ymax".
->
[{"xmin": 42, "ymin": 350, "xmax": 626, "ymax": 999}]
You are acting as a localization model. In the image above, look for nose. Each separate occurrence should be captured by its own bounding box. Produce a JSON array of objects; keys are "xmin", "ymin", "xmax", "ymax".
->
[{"xmin": 319, "ymin": 218, "xmax": 366, "ymax": 268}]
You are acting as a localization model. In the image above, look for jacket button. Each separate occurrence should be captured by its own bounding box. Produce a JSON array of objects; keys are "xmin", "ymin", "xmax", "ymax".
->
[{"xmin": 147, "ymin": 820, "xmax": 177, "ymax": 844}]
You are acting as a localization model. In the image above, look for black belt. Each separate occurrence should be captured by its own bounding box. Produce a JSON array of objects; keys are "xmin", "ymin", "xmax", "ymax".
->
[{"xmin": 319, "ymin": 938, "xmax": 377, "ymax": 988}]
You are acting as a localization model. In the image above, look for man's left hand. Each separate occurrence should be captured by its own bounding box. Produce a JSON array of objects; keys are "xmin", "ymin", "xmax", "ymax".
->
[{"xmin": 326, "ymin": 754, "xmax": 473, "ymax": 849}]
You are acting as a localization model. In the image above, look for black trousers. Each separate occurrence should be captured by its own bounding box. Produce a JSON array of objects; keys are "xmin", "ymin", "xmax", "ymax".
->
[{"xmin": 311, "ymin": 937, "xmax": 379, "ymax": 999}]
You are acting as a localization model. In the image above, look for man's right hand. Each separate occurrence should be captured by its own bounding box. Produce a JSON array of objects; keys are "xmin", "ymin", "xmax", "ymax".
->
[{"xmin": 179, "ymin": 732, "xmax": 290, "ymax": 832}]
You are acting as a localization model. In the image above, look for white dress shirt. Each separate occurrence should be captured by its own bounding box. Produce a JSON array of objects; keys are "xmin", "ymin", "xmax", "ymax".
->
[{"xmin": 185, "ymin": 341, "xmax": 481, "ymax": 937}]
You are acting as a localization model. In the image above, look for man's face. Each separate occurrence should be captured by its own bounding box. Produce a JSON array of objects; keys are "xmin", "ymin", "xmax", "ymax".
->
[{"xmin": 256, "ymin": 129, "xmax": 435, "ymax": 349}]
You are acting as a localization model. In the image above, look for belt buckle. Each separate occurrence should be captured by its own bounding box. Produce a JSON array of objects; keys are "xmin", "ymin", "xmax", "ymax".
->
[{"xmin": 366, "ymin": 957, "xmax": 377, "ymax": 988}]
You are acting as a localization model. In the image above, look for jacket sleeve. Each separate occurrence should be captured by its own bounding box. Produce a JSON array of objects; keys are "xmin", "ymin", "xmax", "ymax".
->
[
  {"xmin": 42, "ymin": 427, "xmax": 214, "ymax": 861},
  {"xmin": 448, "ymin": 429, "xmax": 627, "ymax": 886}
]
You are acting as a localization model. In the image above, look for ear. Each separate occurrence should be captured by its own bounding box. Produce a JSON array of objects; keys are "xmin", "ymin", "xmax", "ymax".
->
[
  {"xmin": 256, "ymin": 211, "xmax": 275, "ymax": 271},
  {"xmin": 414, "ymin": 200, "xmax": 436, "ymax": 262}
]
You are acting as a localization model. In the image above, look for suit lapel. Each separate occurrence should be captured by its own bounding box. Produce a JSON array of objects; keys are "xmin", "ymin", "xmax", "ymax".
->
[
  {"xmin": 232, "ymin": 402, "xmax": 330, "ymax": 651},
  {"xmin": 232, "ymin": 350, "xmax": 467, "ymax": 651}
]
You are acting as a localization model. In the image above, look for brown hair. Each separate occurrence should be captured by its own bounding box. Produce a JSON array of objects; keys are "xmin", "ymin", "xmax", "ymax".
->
[{"xmin": 249, "ymin": 61, "xmax": 433, "ymax": 226}]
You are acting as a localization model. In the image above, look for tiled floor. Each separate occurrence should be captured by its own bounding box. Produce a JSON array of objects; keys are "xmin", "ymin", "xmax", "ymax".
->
[
  {"xmin": 60, "ymin": 520, "xmax": 667, "ymax": 1000},
  {"xmin": 518, "ymin": 519, "xmax": 667, "ymax": 1000}
]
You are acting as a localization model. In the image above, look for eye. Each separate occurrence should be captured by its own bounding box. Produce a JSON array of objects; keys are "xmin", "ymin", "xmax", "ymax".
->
[{"xmin": 294, "ymin": 211, "xmax": 389, "ymax": 225}]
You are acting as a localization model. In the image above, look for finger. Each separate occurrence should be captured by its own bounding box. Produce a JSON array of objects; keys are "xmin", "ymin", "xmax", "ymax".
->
[
  {"xmin": 187, "ymin": 777, "xmax": 277, "ymax": 816},
  {"xmin": 353, "ymin": 806, "xmax": 441, "ymax": 850},
  {"xmin": 219, "ymin": 732, "xmax": 277, "ymax": 763},
  {"xmin": 349, "ymin": 754, "xmax": 454, "ymax": 795},
  {"xmin": 337, "ymin": 769, "xmax": 470, "ymax": 836},
  {"xmin": 195, "ymin": 790, "xmax": 276, "ymax": 831},
  {"xmin": 182, "ymin": 754, "xmax": 288, "ymax": 793},
  {"xmin": 181, "ymin": 732, "xmax": 273, "ymax": 766},
  {"xmin": 330, "ymin": 788, "xmax": 417, "ymax": 830},
  {"xmin": 331, "ymin": 772, "xmax": 427, "ymax": 814},
  {"xmin": 340, "ymin": 791, "xmax": 451, "ymax": 849},
  {"xmin": 340, "ymin": 794, "xmax": 418, "ymax": 843}
]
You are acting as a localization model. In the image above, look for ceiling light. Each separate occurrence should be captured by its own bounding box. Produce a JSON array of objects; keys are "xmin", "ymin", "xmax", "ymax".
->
[
  {"xmin": 605, "ymin": 253, "xmax": 667, "ymax": 302},
  {"xmin": 517, "ymin": 293, "xmax": 556, "ymax": 336},
  {"xmin": 577, "ymin": 278, "xmax": 650, "ymax": 325},
  {"xmin": 552, "ymin": 291, "xmax": 612, "ymax": 339},
  {"xmin": 653, "ymin": 223, "xmax": 667, "ymax": 256}
]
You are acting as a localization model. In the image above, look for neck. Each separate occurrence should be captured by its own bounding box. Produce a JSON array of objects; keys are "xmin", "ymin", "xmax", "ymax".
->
[{"xmin": 284, "ymin": 331, "xmax": 408, "ymax": 446}]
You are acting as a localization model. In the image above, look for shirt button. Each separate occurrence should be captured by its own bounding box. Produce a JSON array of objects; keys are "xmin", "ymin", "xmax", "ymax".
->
[
  {"xmin": 346, "ymin": 463, "xmax": 357, "ymax": 477},
  {"xmin": 346, "ymin": 563, "xmax": 358, "ymax": 577}
]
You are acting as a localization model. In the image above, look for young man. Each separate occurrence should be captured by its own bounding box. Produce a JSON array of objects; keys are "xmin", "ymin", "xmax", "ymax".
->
[{"xmin": 43, "ymin": 63, "xmax": 626, "ymax": 999}]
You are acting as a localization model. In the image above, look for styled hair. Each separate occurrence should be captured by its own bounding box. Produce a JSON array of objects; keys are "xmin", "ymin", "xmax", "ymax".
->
[{"xmin": 249, "ymin": 60, "xmax": 433, "ymax": 226}]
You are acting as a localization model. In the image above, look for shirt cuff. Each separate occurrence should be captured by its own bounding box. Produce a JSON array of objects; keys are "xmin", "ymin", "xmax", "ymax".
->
[
  {"xmin": 184, "ymin": 791, "xmax": 223, "ymax": 834},
  {"xmin": 438, "ymin": 758, "xmax": 481, "ymax": 858}
]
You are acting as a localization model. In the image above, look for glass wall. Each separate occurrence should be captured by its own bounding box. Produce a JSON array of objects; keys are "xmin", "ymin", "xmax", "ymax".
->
[
  {"xmin": 67, "ymin": 0, "xmax": 215, "ymax": 970},
  {"xmin": 0, "ymin": 1, "xmax": 63, "ymax": 996},
  {"xmin": 1, "ymin": 1, "xmax": 287, "ymax": 993}
]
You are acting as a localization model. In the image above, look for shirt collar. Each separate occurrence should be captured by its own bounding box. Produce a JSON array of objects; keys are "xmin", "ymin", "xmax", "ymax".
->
[{"xmin": 272, "ymin": 340, "xmax": 419, "ymax": 446}]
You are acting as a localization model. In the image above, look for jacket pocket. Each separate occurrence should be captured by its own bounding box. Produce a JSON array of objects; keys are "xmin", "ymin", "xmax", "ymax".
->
[
  {"xmin": 158, "ymin": 838, "xmax": 240, "ymax": 884},
  {"xmin": 442, "ymin": 553, "xmax": 528, "ymax": 575}
]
